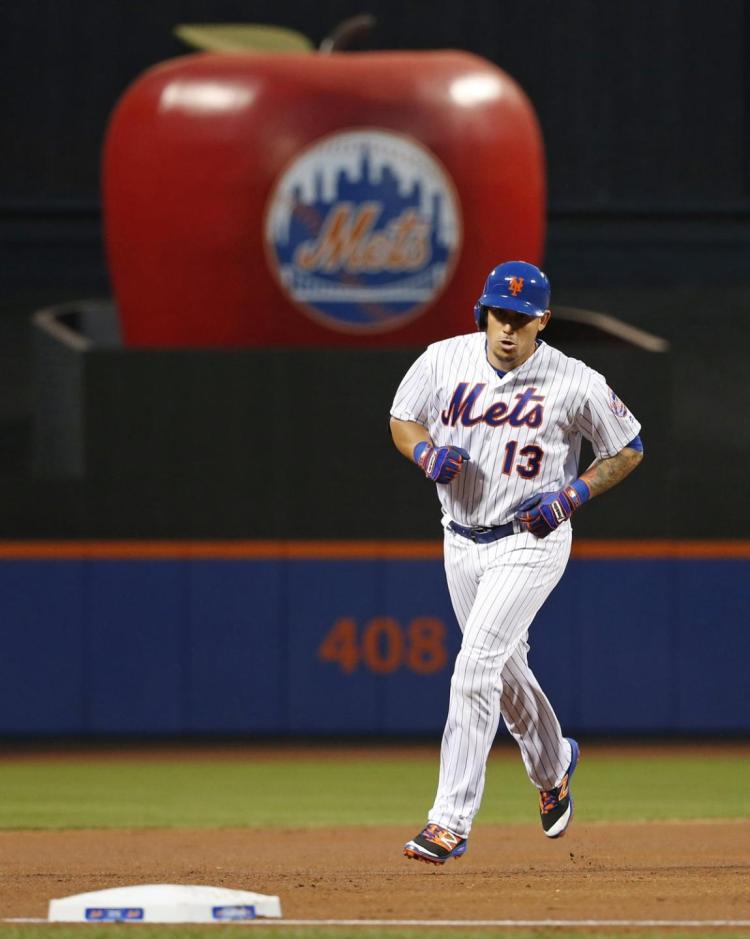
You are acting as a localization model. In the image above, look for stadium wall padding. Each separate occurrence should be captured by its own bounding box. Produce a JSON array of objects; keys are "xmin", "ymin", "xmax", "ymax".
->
[{"xmin": 1, "ymin": 548, "xmax": 747, "ymax": 735}]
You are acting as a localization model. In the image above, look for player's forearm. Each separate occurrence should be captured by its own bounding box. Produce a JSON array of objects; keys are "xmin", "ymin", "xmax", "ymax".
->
[
  {"xmin": 517, "ymin": 444, "xmax": 643, "ymax": 537},
  {"xmin": 389, "ymin": 417, "xmax": 432, "ymax": 462},
  {"xmin": 578, "ymin": 446, "xmax": 643, "ymax": 501}
]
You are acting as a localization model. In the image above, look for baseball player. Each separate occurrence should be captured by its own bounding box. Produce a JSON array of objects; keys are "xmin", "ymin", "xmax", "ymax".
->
[{"xmin": 390, "ymin": 260, "xmax": 643, "ymax": 865}]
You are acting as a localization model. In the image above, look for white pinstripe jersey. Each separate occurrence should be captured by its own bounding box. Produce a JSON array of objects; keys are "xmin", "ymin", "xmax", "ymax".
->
[{"xmin": 391, "ymin": 333, "xmax": 641, "ymax": 528}]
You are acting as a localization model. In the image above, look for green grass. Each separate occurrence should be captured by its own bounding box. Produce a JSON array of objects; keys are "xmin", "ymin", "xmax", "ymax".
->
[{"xmin": 0, "ymin": 753, "xmax": 747, "ymax": 830}]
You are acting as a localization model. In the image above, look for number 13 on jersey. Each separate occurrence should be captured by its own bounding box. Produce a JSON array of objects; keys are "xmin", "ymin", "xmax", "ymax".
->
[{"xmin": 501, "ymin": 441, "xmax": 544, "ymax": 479}]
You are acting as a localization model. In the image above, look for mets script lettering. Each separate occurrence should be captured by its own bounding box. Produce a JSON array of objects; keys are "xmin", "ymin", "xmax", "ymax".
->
[
  {"xmin": 441, "ymin": 384, "xmax": 545, "ymax": 428},
  {"xmin": 294, "ymin": 203, "xmax": 430, "ymax": 272}
]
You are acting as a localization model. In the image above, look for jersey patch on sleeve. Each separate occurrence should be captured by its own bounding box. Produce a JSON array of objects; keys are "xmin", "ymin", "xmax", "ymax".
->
[{"xmin": 607, "ymin": 387, "xmax": 631, "ymax": 419}]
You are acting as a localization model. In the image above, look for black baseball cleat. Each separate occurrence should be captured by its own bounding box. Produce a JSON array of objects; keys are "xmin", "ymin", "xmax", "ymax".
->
[
  {"xmin": 403, "ymin": 823, "xmax": 468, "ymax": 865},
  {"xmin": 540, "ymin": 737, "xmax": 580, "ymax": 838}
]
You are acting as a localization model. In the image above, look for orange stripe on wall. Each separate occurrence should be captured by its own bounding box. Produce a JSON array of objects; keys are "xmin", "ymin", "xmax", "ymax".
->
[
  {"xmin": 0, "ymin": 540, "xmax": 748, "ymax": 560},
  {"xmin": 572, "ymin": 540, "xmax": 750, "ymax": 559},
  {"xmin": 0, "ymin": 540, "xmax": 444, "ymax": 560}
]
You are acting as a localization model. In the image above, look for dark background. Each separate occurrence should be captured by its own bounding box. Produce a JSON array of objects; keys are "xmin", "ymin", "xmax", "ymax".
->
[{"xmin": 2, "ymin": 0, "xmax": 749, "ymax": 539}]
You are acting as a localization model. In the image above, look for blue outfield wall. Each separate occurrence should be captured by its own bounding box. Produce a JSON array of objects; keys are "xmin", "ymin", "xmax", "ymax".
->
[{"xmin": 0, "ymin": 550, "xmax": 748, "ymax": 735}]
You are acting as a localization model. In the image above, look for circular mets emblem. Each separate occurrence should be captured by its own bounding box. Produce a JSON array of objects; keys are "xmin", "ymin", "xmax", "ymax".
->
[
  {"xmin": 264, "ymin": 128, "xmax": 462, "ymax": 333},
  {"xmin": 608, "ymin": 387, "xmax": 630, "ymax": 418}
]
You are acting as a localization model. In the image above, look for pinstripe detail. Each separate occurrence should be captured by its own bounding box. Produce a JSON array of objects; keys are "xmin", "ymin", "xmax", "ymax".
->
[
  {"xmin": 390, "ymin": 335, "xmax": 641, "ymax": 528},
  {"xmin": 392, "ymin": 333, "xmax": 642, "ymax": 840},
  {"xmin": 429, "ymin": 526, "xmax": 572, "ymax": 836}
]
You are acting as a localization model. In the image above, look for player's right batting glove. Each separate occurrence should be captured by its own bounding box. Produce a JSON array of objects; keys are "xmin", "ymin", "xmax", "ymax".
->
[
  {"xmin": 413, "ymin": 442, "xmax": 471, "ymax": 484},
  {"xmin": 515, "ymin": 481, "xmax": 590, "ymax": 538}
]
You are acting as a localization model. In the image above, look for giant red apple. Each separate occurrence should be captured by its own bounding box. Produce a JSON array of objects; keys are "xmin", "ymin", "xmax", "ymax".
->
[{"xmin": 103, "ymin": 51, "xmax": 544, "ymax": 347}]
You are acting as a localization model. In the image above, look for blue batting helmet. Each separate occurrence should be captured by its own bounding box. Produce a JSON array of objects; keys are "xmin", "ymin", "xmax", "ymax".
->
[{"xmin": 474, "ymin": 261, "xmax": 551, "ymax": 327}]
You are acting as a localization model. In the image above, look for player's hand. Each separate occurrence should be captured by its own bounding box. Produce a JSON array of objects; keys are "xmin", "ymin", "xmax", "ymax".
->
[
  {"xmin": 414, "ymin": 443, "xmax": 471, "ymax": 484},
  {"xmin": 515, "ymin": 484, "xmax": 588, "ymax": 538}
]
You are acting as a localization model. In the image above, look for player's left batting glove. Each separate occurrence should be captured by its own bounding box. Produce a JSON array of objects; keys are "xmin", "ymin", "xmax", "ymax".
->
[
  {"xmin": 413, "ymin": 442, "xmax": 471, "ymax": 484},
  {"xmin": 515, "ymin": 480, "xmax": 590, "ymax": 538}
]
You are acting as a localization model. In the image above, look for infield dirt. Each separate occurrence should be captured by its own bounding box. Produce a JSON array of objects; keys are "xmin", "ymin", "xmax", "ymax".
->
[{"xmin": 2, "ymin": 820, "xmax": 748, "ymax": 921}]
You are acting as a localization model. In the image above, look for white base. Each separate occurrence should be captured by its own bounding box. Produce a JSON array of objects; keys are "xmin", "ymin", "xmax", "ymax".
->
[{"xmin": 48, "ymin": 883, "xmax": 282, "ymax": 923}]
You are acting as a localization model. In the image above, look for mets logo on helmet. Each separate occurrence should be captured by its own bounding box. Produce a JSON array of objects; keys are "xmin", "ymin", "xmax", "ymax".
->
[
  {"xmin": 264, "ymin": 128, "xmax": 462, "ymax": 333},
  {"xmin": 507, "ymin": 276, "xmax": 525, "ymax": 296}
]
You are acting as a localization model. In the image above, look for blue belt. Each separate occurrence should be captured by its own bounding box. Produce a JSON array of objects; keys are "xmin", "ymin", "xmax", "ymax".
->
[{"xmin": 448, "ymin": 520, "xmax": 515, "ymax": 544}]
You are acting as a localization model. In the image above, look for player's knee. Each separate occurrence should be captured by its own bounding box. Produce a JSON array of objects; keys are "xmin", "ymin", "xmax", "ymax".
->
[{"xmin": 451, "ymin": 649, "xmax": 500, "ymax": 704}]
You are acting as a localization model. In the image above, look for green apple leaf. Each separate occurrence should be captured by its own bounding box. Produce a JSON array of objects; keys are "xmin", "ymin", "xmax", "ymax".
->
[{"xmin": 174, "ymin": 24, "xmax": 314, "ymax": 54}]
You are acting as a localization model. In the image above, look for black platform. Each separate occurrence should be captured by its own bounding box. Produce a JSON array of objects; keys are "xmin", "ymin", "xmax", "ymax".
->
[{"xmin": 30, "ymin": 300, "xmax": 677, "ymax": 539}]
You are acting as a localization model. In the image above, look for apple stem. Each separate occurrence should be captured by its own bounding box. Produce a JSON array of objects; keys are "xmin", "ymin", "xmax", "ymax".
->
[{"xmin": 319, "ymin": 13, "xmax": 377, "ymax": 53}]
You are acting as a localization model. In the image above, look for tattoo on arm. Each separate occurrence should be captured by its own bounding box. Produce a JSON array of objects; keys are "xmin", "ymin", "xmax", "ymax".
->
[{"xmin": 580, "ymin": 447, "xmax": 643, "ymax": 500}]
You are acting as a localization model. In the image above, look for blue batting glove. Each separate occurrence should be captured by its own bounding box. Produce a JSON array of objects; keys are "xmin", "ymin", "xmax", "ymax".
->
[
  {"xmin": 414, "ymin": 443, "xmax": 471, "ymax": 484},
  {"xmin": 516, "ymin": 480, "xmax": 590, "ymax": 538}
]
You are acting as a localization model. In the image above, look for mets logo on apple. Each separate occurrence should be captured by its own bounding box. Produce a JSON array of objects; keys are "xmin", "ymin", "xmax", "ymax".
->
[{"xmin": 264, "ymin": 128, "xmax": 462, "ymax": 333}]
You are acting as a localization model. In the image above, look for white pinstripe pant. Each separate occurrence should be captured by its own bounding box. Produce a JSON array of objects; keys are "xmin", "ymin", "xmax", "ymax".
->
[{"xmin": 428, "ymin": 522, "xmax": 573, "ymax": 837}]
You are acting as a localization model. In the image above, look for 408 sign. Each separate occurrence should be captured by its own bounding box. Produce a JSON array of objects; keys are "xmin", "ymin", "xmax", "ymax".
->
[
  {"xmin": 264, "ymin": 129, "xmax": 462, "ymax": 333},
  {"xmin": 318, "ymin": 616, "xmax": 448, "ymax": 676}
]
